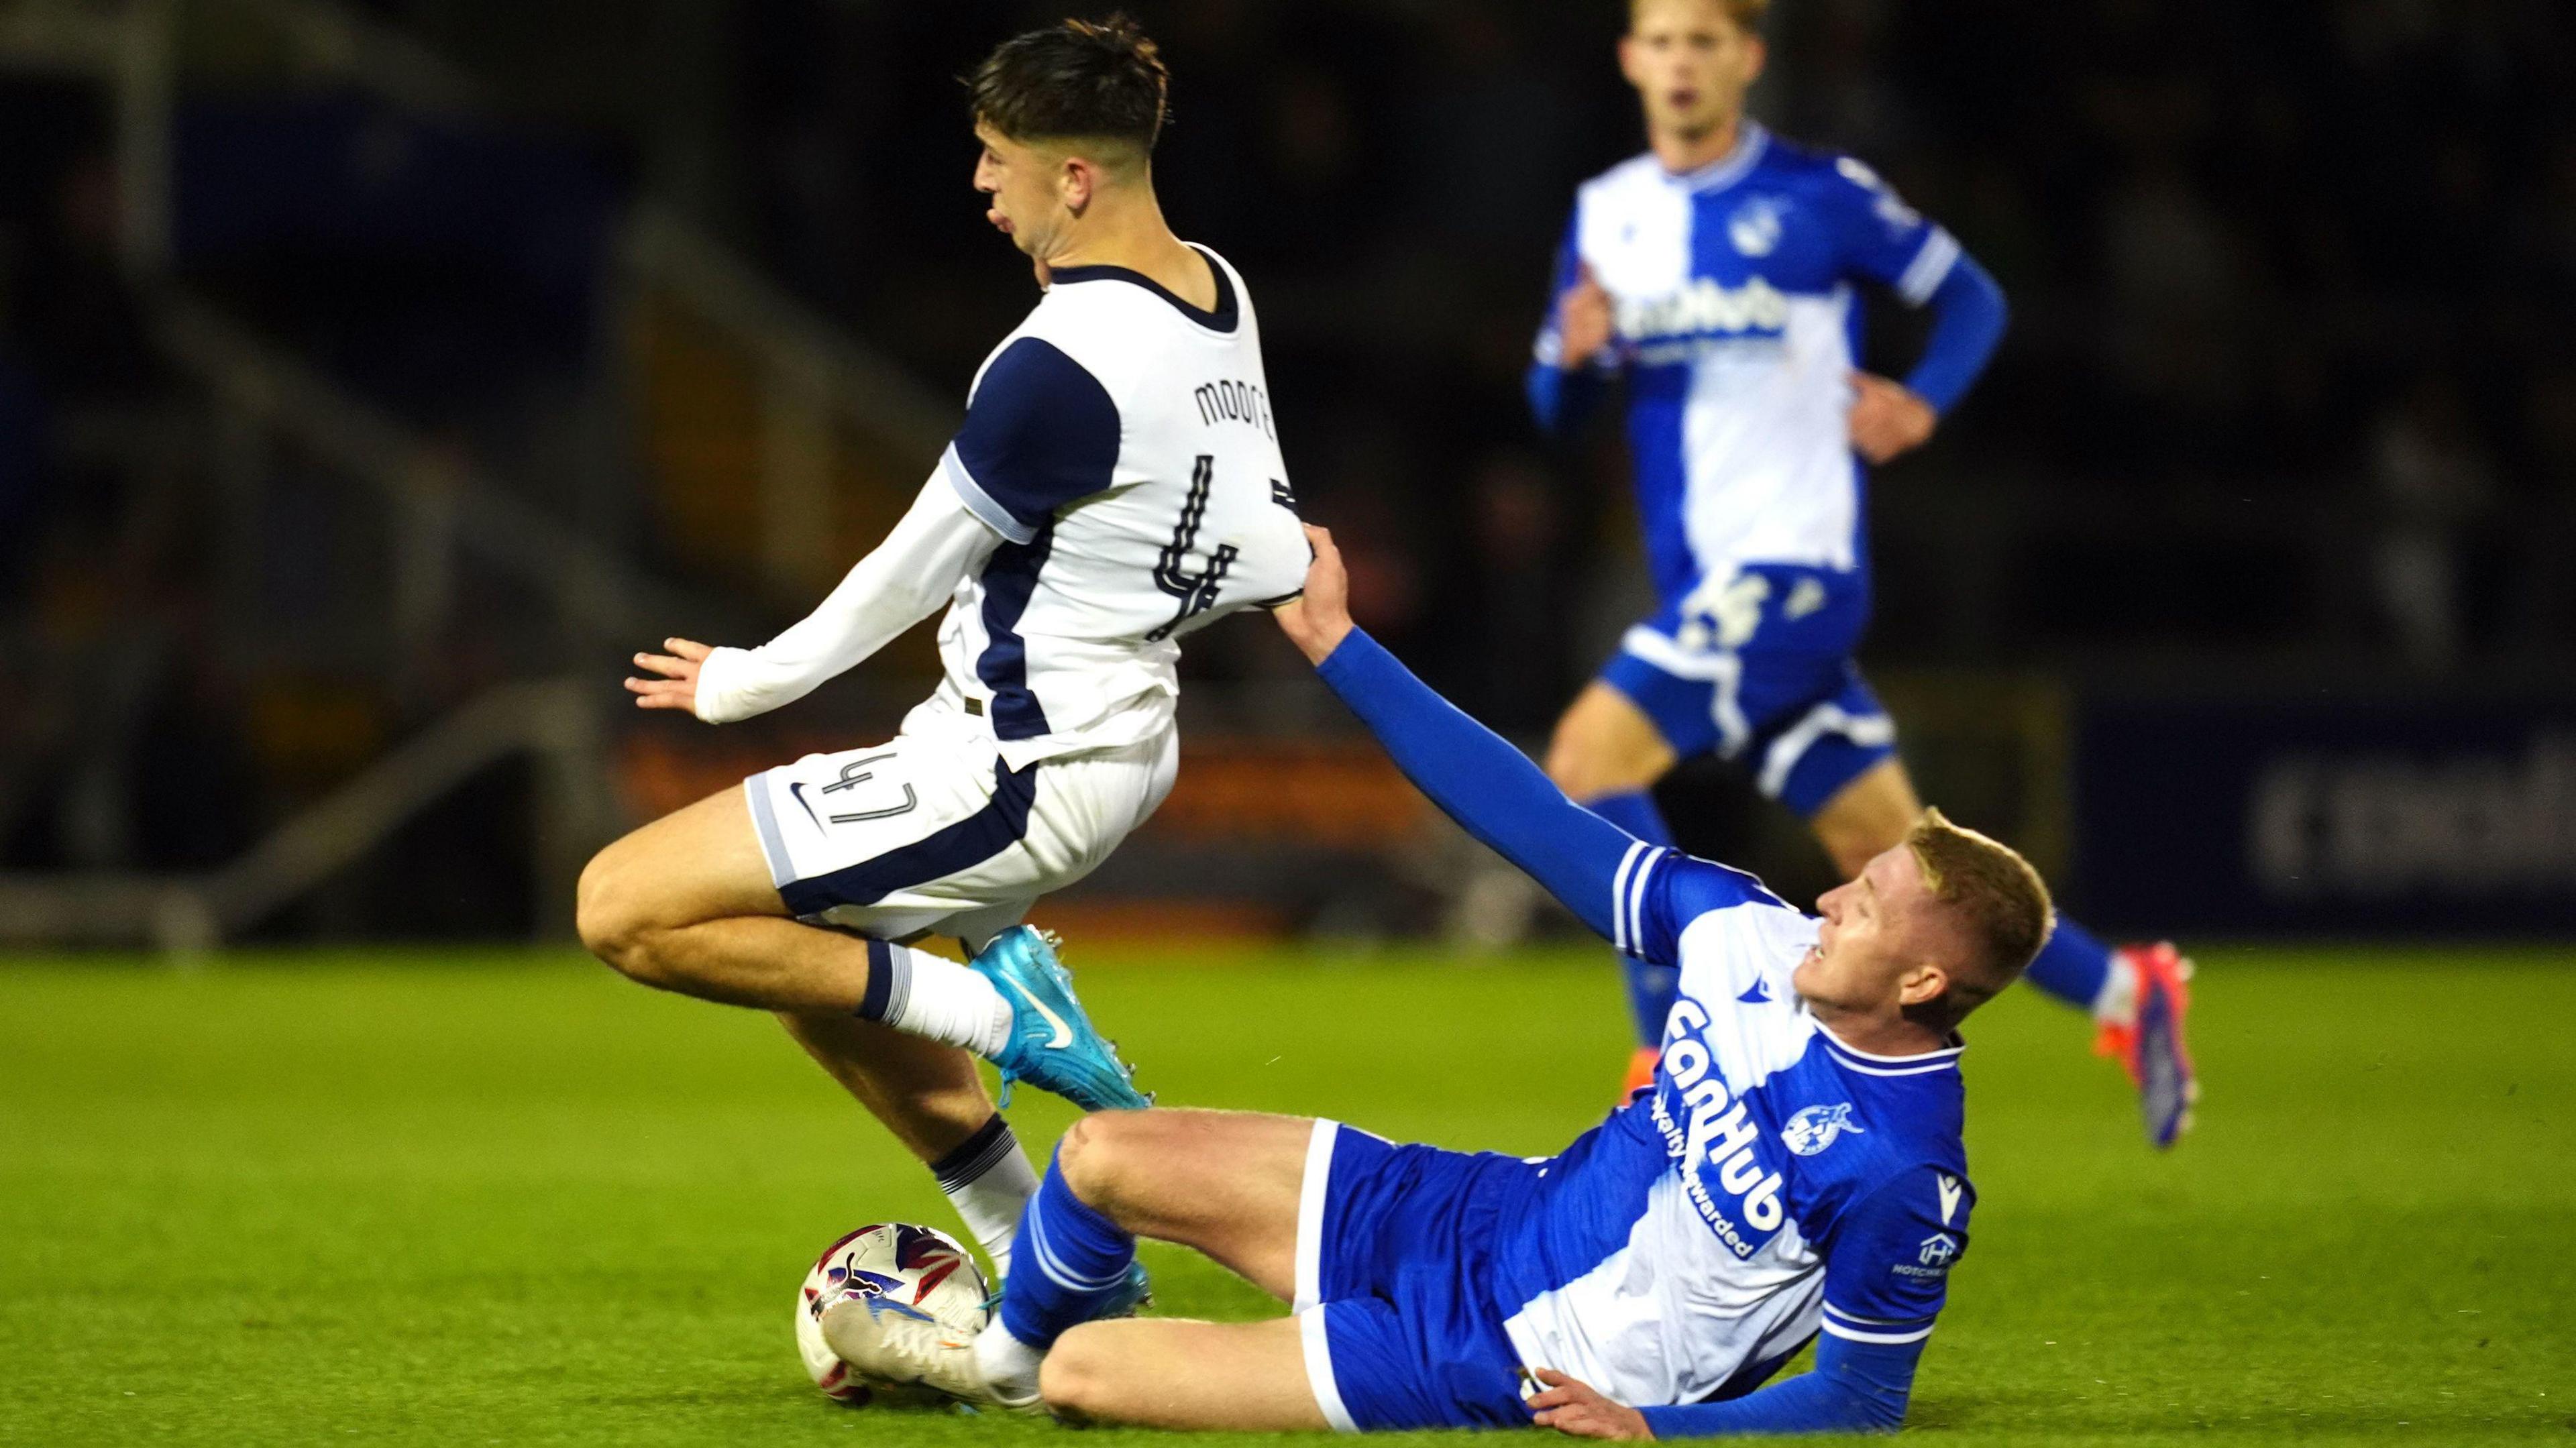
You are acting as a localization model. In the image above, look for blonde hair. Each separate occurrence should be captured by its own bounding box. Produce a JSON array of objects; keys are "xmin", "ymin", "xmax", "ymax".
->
[
  {"xmin": 1904, "ymin": 807, "xmax": 2054, "ymax": 1025},
  {"xmin": 1630, "ymin": 0, "xmax": 1770, "ymax": 32}
]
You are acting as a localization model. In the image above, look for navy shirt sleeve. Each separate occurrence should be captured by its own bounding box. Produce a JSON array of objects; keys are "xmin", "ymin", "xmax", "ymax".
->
[
  {"xmin": 1625, "ymin": 850, "xmax": 1792, "ymax": 968},
  {"xmin": 1822, "ymin": 1162, "xmax": 1973, "ymax": 1336},
  {"xmin": 1817, "ymin": 155, "xmax": 1961, "ymax": 307},
  {"xmin": 942, "ymin": 337, "xmax": 1122, "ymax": 543}
]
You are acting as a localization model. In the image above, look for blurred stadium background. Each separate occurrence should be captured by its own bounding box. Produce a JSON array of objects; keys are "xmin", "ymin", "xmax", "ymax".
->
[
  {"xmin": 6, "ymin": 5, "xmax": 2576, "ymax": 1445},
  {"xmin": 0, "ymin": 0, "xmax": 2571, "ymax": 948}
]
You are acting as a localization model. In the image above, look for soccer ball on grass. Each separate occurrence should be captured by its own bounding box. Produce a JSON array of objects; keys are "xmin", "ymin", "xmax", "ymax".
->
[{"xmin": 794, "ymin": 1222, "xmax": 990, "ymax": 1406}]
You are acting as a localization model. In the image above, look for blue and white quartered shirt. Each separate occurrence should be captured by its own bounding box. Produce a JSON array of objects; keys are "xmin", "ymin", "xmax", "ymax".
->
[
  {"xmin": 1489, "ymin": 845, "xmax": 1971, "ymax": 1410},
  {"xmin": 1317, "ymin": 626, "xmax": 1979, "ymax": 1435},
  {"xmin": 1527, "ymin": 123, "xmax": 2006, "ymax": 608}
]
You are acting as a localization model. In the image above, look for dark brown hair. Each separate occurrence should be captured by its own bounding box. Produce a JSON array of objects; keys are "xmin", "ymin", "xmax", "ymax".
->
[
  {"xmin": 967, "ymin": 14, "xmax": 1170, "ymax": 156},
  {"xmin": 1904, "ymin": 808, "xmax": 2053, "ymax": 1027}
]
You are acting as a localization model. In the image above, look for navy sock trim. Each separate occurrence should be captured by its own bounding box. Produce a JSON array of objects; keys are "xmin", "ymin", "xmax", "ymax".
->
[
  {"xmin": 928, "ymin": 1113, "xmax": 1019, "ymax": 1192},
  {"xmin": 855, "ymin": 938, "xmax": 899, "ymax": 1022}
]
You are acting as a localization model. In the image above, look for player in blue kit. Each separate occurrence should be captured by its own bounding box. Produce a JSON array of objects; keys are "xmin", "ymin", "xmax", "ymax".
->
[
  {"xmin": 1529, "ymin": 0, "xmax": 2194, "ymax": 1146},
  {"xmin": 823, "ymin": 527, "xmax": 2047, "ymax": 1437}
]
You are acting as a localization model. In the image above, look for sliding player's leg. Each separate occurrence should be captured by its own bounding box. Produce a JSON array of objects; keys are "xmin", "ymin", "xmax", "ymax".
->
[
  {"xmin": 1043, "ymin": 1115, "xmax": 1539, "ymax": 1433},
  {"xmin": 985, "ymin": 1109, "xmax": 1311, "ymax": 1380},
  {"xmin": 1543, "ymin": 677, "xmax": 1683, "ymax": 1089},
  {"xmin": 824, "ymin": 1108, "xmax": 1313, "ymax": 1409},
  {"xmin": 1041, "ymin": 1317, "xmax": 1325, "ymax": 1431}
]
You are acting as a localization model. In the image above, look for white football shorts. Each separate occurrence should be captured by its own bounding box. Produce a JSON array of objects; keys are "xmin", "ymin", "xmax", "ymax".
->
[{"xmin": 743, "ymin": 703, "xmax": 1177, "ymax": 944}]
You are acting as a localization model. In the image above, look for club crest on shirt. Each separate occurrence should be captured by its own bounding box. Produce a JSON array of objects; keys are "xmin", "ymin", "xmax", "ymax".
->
[
  {"xmin": 1782, "ymin": 1102, "xmax": 1865, "ymax": 1156},
  {"xmin": 1728, "ymin": 197, "xmax": 1783, "ymax": 258}
]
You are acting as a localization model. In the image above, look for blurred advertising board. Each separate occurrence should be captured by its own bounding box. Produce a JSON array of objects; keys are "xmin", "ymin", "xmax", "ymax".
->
[{"xmin": 2072, "ymin": 691, "xmax": 2576, "ymax": 937}]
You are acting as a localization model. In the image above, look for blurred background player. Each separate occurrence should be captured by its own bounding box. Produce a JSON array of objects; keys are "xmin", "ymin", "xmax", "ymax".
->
[
  {"xmin": 1526, "ymin": 0, "xmax": 2195, "ymax": 1147},
  {"xmin": 575, "ymin": 15, "xmax": 1309, "ymax": 1280}
]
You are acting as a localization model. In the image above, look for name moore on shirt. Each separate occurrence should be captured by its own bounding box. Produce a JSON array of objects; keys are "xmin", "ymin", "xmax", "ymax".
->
[{"xmin": 1646, "ymin": 996, "xmax": 1788, "ymax": 1260}]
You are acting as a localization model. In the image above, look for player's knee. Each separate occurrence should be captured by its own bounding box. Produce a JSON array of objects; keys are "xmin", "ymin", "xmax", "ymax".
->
[
  {"xmin": 574, "ymin": 852, "xmax": 667, "ymax": 985},
  {"xmin": 1055, "ymin": 1111, "xmax": 1143, "ymax": 1211},
  {"xmin": 1037, "ymin": 1325, "xmax": 1121, "ymax": 1422},
  {"xmin": 1544, "ymin": 712, "xmax": 1654, "ymax": 801}
]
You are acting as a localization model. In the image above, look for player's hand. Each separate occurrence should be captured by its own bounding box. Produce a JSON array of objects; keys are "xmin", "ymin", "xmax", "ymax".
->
[
  {"xmin": 1528, "ymin": 1369, "xmax": 1654, "ymax": 1440},
  {"xmin": 626, "ymin": 638, "xmax": 712, "ymax": 716},
  {"xmin": 1847, "ymin": 371, "xmax": 1937, "ymax": 464},
  {"xmin": 1556, "ymin": 266, "xmax": 1616, "ymax": 369},
  {"xmin": 1271, "ymin": 524, "xmax": 1354, "ymax": 666}
]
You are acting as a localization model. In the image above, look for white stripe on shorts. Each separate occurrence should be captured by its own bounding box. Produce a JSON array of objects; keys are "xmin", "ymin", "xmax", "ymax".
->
[
  {"xmin": 1299, "ymin": 1304, "xmax": 1359, "ymax": 1433},
  {"xmin": 1293, "ymin": 1118, "xmax": 1340, "ymax": 1314}
]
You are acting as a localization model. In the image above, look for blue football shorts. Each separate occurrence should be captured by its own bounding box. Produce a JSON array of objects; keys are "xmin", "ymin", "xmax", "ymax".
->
[
  {"xmin": 1293, "ymin": 1120, "xmax": 1542, "ymax": 1433},
  {"xmin": 1598, "ymin": 563, "xmax": 1896, "ymax": 818}
]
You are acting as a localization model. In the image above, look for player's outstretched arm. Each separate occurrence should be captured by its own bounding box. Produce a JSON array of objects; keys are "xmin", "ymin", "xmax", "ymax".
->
[
  {"xmin": 626, "ymin": 476, "xmax": 1002, "ymax": 723},
  {"xmin": 1275, "ymin": 526, "xmax": 1640, "ymax": 940}
]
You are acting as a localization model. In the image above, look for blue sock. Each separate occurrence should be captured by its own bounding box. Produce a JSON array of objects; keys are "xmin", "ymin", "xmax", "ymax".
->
[
  {"xmin": 1587, "ymin": 789, "xmax": 1680, "ymax": 1044},
  {"xmin": 998, "ymin": 1150, "xmax": 1136, "ymax": 1349},
  {"xmin": 2025, "ymin": 915, "xmax": 2114, "ymax": 1012}
]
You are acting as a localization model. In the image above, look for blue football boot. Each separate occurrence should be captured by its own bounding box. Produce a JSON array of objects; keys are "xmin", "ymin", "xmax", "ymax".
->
[{"xmin": 969, "ymin": 927, "xmax": 1152, "ymax": 1112}]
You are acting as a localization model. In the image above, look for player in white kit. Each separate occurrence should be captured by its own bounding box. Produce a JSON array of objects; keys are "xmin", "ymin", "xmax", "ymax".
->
[{"xmin": 574, "ymin": 16, "xmax": 1307, "ymax": 1284}]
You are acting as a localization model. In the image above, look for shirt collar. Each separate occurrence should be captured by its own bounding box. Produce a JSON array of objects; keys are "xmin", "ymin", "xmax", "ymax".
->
[{"xmin": 1663, "ymin": 120, "xmax": 1770, "ymax": 194}]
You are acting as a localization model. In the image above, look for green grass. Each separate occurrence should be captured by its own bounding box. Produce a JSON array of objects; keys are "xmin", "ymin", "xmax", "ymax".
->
[{"xmin": 3, "ymin": 946, "xmax": 2572, "ymax": 1445}]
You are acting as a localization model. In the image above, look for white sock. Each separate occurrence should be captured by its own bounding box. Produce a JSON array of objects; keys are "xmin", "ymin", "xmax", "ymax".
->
[
  {"xmin": 855, "ymin": 940, "xmax": 1014, "ymax": 1058},
  {"xmin": 973, "ymin": 1318, "xmax": 1046, "ymax": 1401},
  {"xmin": 2091, "ymin": 950, "xmax": 2139, "ymax": 1025},
  {"xmin": 931, "ymin": 1113, "xmax": 1038, "ymax": 1281}
]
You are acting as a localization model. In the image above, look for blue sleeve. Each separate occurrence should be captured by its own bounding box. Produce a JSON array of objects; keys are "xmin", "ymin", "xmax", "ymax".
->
[
  {"xmin": 1635, "ymin": 1166, "xmax": 1966, "ymax": 1433},
  {"xmin": 1635, "ymin": 1333, "xmax": 1921, "ymax": 1438},
  {"xmin": 942, "ymin": 337, "xmax": 1121, "ymax": 544},
  {"xmin": 1625, "ymin": 850, "xmax": 1790, "ymax": 968},
  {"xmin": 1314, "ymin": 629, "xmax": 1638, "ymax": 940},
  {"xmin": 1898, "ymin": 252, "xmax": 2007, "ymax": 416},
  {"xmin": 1815, "ymin": 156, "xmax": 1955, "ymax": 300},
  {"xmin": 1821, "ymin": 1164, "xmax": 1972, "ymax": 1327},
  {"xmin": 1528, "ymin": 211, "xmax": 1610, "ymax": 438},
  {"xmin": 1527, "ymin": 359, "xmax": 1609, "ymax": 440}
]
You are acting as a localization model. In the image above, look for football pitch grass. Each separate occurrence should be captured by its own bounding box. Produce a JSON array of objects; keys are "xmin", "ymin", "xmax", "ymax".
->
[{"xmin": 3, "ymin": 946, "xmax": 2571, "ymax": 1446}]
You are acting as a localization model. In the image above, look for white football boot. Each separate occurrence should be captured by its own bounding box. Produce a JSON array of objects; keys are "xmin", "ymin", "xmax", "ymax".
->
[{"xmin": 819, "ymin": 1296, "xmax": 1042, "ymax": 1414}]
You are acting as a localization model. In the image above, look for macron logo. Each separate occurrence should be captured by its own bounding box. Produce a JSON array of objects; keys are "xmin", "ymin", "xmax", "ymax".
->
[{"xmin": 1937, "ymin": 1174, "xmax": 1964, "ymax": 1226}]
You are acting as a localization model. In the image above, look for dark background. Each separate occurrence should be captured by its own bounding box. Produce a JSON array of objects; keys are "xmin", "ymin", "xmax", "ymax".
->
[{"xmin": 3, "ymin": 0, "xmax": 2571, "ymax": 942}]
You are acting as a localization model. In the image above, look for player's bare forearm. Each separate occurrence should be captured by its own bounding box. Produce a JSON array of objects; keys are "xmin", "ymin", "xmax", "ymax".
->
[{"xmin": 1271, "ymin": 524, "xmax": 1354, "ymax": 665}]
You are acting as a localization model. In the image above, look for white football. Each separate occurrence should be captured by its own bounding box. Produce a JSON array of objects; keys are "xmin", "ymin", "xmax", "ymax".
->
[{"xmin": 795, "ymin": 1222, "xmax": 990, "ymax": 1405}]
